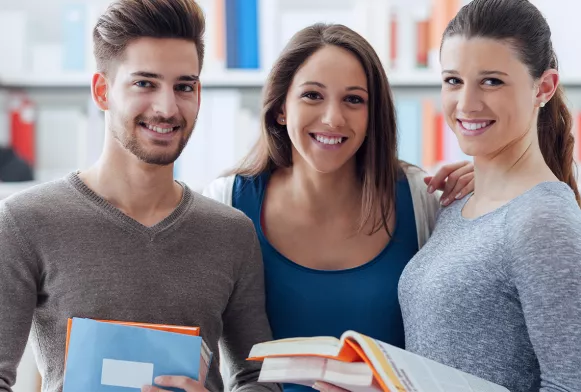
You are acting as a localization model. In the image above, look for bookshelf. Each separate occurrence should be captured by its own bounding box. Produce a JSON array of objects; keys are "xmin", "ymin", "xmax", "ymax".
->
[
  {"xmin": 3, "ymin": 1, "xmax": 581, "ymax": 391},
  {"xmin": 2, "ymin": 0, "xmax": 581, "ymax": 191},
  {"xmin": 1, "ymin": 0, "xmax": 581, "ymax": 194}
]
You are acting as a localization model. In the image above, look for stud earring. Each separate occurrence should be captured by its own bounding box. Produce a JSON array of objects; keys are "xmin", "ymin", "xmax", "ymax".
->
[
  {"xmin": 540, "ymin": 102, "xmax": 545, "ymax": 108},
  {"xmin": 280, "ymin": 117, "xmax": 285, "ymax": 124}
]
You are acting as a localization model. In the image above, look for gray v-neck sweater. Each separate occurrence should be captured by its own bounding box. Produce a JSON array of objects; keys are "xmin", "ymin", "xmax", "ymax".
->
[
  {"xmin": 0, "ymin": 173, "xmax": 277, "ymax": 392},
  {"xmin": 399, "ymin": 181, "xmax": 581, "ymax": 392}
]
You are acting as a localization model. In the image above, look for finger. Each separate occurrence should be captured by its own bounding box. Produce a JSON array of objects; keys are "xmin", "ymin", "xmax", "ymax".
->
[
  {"xmin": 439, "ymin": 162, "xmax": 474, "ymax": 199},
  {"xmin": 142, "ymin": 386, "xmax": 168, "ymax": 392},
  {"xmin": 441, "ymin": 174, "xmax": 474, "ymax": 206},
  {"xmin": 450, "ymin": 176, "xmax": 474, "ymax": 202},
  {"xmin": 428, "ymin": 161, "xmax": 472, "ymax": 193},
  {"xmin": 423, "ymin": 176, "xmax": 433, "ymax": 186},
  {"xmin": 312, "ymin": 382, "xmax": 350, "ymax": 392},
  {"xmin": 155, "ymin": 376, "xmax": 206, "ymax": 392}
]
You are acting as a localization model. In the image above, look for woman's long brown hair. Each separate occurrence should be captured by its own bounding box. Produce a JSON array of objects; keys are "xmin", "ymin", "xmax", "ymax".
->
[{"xmin": 228, "ymin": 23, "xmax": 400, "ymax": 234}]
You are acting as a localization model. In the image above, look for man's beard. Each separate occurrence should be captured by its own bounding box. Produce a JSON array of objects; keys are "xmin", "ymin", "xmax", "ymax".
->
[{"xmin": 112, "ymin": 113, "xmax": 196, "ymax": 166}]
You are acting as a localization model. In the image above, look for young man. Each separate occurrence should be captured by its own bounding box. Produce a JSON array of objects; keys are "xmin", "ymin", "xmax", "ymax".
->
[{"xmin": 0, "ymin": 1, "xmax": 277, "ymax": 392}]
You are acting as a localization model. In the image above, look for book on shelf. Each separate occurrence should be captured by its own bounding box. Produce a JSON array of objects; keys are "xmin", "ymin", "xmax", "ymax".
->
[
  {"xmin": 63, "ymin": 317, "xmax": 212, "ymax": 392},
  {"xmin": 247, "ymin": 330, "xmax": 509, "ymax": 392}
]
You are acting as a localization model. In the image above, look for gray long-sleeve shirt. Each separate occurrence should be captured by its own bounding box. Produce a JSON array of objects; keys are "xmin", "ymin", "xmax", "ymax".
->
[
  {"xmin": 0, "ymin": 172, "xmax": 279, "ymax": 392},
  {"xmin": 399, "ymin": 181, "xmax": 581, "ymax": 392}
]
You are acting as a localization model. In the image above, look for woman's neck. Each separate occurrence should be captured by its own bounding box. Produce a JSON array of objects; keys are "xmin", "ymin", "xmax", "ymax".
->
[
  {"xmin": 472, "ymin": 136, "xmax": 558, "ymax": 204},
  {"xmin": 275, "ymin": 159, "xmax": 362, "ymax": 222}
]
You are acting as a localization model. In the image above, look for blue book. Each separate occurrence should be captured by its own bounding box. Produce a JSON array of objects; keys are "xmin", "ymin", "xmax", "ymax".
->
[
  {"xmin": 236, "ymin": 0, "xmax": 260, "ymax": 69},
  {"xmin": 62, "ymin": 4, "xmax": 87, "ymax": 71},
  {"xmin": 395, "ymin": 100, "xmax": 422, "ymax": 166},
  {"xmin": 63, "ymin": 318, "xmax": 211, "ymax": 392},
  {"xmin": 225, "ymin": 0, "xmax": 239, "ymax": 68}
]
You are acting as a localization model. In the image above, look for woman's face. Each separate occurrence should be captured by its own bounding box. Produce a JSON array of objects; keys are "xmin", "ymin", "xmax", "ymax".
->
[
  {"xmin": 440, "ymin": 36, "xmax": 547, "ymax": 158},
  {"xmin": 279, "ymin": 45, "xmax": 369, "ymax": 174}
]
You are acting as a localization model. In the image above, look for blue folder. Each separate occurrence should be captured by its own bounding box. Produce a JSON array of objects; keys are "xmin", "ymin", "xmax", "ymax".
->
[{"xmin": 63, "ymin": 318, "xmax": 207, "ymax": 392}]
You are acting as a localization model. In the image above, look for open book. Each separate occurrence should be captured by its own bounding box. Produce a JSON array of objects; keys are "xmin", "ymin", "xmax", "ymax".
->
[
  {"xmin": 248, "ymin": 330, "xmax": 509, "ymax": 392},
  {"xmin": 63, "ymin": 318, "xmax": 212, "ymax": 392}
]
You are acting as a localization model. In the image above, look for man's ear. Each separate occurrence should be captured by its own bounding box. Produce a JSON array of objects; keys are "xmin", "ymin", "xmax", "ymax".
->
[{"xmin": 92, "ymin": 72, "xmax": 109, "ymax": 111}]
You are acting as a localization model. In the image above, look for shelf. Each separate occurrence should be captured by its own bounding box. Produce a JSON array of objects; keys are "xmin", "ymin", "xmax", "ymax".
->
[
  {"xmin": 0, "ymin": 70, "xmax": 270, "ymax": 89},
  {"xmin": 0, "ymin": 70, "xmax": 441, "ymax": 89},
  {"xmin": 5, "ymin": 70, "xmax": 581, "ymax": 89}
]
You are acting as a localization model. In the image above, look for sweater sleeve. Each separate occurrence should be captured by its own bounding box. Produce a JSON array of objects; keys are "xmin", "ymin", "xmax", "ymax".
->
[
  {"xmin": 402, "ymin": 164, "xmax": 441, "ymax": 248},
  {"xmin": 220, "ymin": 222, "xmax": 280, "ymax": 392},
  {"xmin": 0, "ymin": 203, "xmax": 39, "ymax": 392},
  {"xmin": 506, "ymin": 190, "xmax": 581, "ymax": 392}
]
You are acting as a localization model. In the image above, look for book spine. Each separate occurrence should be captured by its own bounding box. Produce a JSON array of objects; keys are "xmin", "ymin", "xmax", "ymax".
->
[
  {"xmin": 62, "ymin": 4, "xmax": 87, "ymax": 72},
  {"xmin": 225, "ymin": 0, "xmax": 239, "ymax": 68},
  {"xmin": 237, "ymin": 0, "xmax": 260, "ymax": 69}
]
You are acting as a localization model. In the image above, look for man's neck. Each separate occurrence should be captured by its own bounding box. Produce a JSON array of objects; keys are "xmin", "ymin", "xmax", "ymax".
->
[{"xmin": 78, "ymin": 150, "xmax": 182, "ymax": 227}]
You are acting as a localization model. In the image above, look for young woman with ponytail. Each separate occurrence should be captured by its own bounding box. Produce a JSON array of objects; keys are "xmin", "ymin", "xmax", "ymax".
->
[{"xmin": 396, "ymin": 1, "xmax": 581, "ymax": 391}]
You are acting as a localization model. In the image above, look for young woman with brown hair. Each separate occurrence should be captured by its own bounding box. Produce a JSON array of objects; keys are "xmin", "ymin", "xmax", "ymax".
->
[
  {"xmin": 204, "ymin": 23, "xmax": 474, "ymax": 392},
  {"xmin": 398, "ymin": 1, "xmax": 581, "ymax": 391}
]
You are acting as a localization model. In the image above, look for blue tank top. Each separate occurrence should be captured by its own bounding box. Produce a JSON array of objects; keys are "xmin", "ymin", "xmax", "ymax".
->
[{"xmin": 232, "ymin": 171, "xmax": 418, "ymax": 392}]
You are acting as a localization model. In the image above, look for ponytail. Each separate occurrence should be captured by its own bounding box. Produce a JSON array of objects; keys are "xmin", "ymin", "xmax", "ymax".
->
[{"xmin": 538, "ymin": 86, "xmax": 581, "ymax": 206}]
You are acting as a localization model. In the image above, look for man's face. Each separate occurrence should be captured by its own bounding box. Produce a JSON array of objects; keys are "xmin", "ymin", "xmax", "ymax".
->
[{"xmin": 104, "ymin": 37, "xmax": 201, "ymax": 166}]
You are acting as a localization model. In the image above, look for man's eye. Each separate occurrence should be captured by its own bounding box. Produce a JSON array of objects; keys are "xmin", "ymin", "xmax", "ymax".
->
[
  {"xmin": 135, "ymin": 81, "xmax": 153, "ymax": 88},
  {"xmin": 176, "ymin": 84, "xmax": 195, "ymax": 92}
]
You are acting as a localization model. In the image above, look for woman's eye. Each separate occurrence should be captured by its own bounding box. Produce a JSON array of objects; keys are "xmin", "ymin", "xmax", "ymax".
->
[
  {"xmin": 302, "ymin": 92, "xmax": 322, "ymax": 100},
  {"xmin": 346, "ymin": 95, "xmax": 365, "ymax": 104},
  {"xmin": 483, "ymin": 78, "xmax": 504, "ymax": 86},
  {"xmin": 444, "ymin": 77, "xmax": 461, "ymax": 85}
]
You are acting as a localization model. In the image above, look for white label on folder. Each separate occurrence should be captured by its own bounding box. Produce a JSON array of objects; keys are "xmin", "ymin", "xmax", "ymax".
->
[{"xmin": 101, "ymin": 358, "xmax": 154, "ymax": 389}]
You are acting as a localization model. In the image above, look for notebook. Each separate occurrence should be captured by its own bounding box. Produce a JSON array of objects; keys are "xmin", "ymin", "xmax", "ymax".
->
[{"xmin": 63, "ymin": 318, "xmax": 212, "ymax": 392}]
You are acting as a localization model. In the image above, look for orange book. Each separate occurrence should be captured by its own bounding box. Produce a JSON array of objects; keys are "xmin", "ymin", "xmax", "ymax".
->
[
  {"xmin": 435, "ymin": 112, "xmax": 446, "ymax": 162},
  {"xmin": 422, "ymin": 100, "xmax": 437, "ymax": 169},
  {"xmin": 428, "ymin": 0, "xmax": 460, "ymax": 64},
  {"xmin": 389, "ymin": 12, "xmax": 398, "ymax": 69},
  {"xmin": 215, "ymin": 0, "xmax": 225, "ymax": 61},
  {"xmin": 416, "ymin": 19, "xmax": 430, "ymax": 67},
  {"xmin": 248, "ymin": 330, "xmax": 509, "ymax": 392}
]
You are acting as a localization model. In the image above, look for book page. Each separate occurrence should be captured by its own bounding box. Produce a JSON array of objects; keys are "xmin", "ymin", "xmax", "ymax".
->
[
  {"xmin": 351, "ymin": 334, "xmax": 510, "ymax": 392},
  {"xmin": 259, "ymin": 357, "xmax": 380, "ymax": 392},
  {"xmin": 248, "ymin": 336, "xmax": 342, "ymax": 359}
]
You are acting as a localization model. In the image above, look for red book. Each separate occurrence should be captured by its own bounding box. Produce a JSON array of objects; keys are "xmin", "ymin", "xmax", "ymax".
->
[{"xmin": 9, "ymin": 92, "xmax": 36, "ymax": 167}]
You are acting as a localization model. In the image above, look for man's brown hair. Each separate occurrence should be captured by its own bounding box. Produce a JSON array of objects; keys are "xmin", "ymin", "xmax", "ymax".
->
[{"xmin": 93, "ymin": 0, "xmax": 205, "ymax": 75}]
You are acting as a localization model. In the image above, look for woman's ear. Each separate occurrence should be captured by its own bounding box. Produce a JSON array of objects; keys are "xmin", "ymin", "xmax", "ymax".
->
[
  {"xmin": 535, "ymin": 69, "xmax": 559, "ymax": 108},
  {"xmin": 276, "ymin": 104, "xmax": 287, "ymax": 126},
  {"xmin": 92, "ymin": 72, "xmax": 109, "ymax": 111}
]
